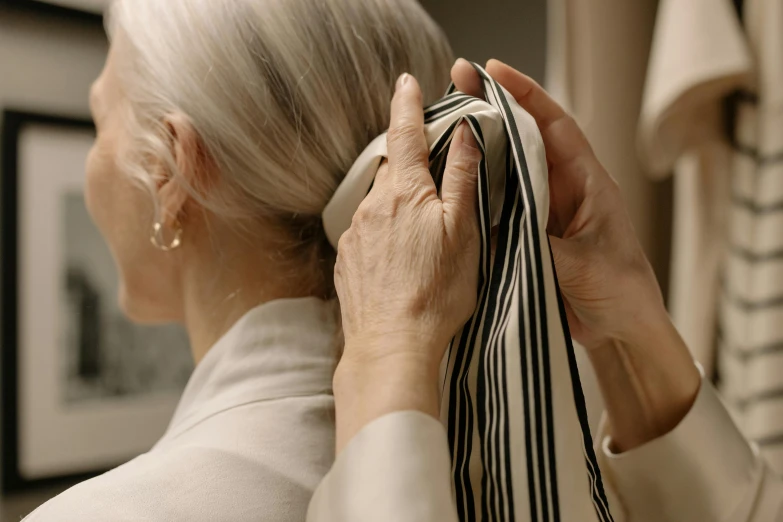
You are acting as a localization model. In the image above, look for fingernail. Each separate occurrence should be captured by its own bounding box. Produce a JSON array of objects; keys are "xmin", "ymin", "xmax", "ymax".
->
[
  {"xmin": 396, "ymin": 73, "xmax": 410, "ymax": 91},
  {"xmin": 460, "ymin": 122, "xmax": 477, "ymax": 149}
]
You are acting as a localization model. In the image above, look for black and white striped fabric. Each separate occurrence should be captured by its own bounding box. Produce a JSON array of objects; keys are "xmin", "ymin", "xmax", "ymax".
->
[{"xmin": 323, "ymin": 64, "xmax": 614, "ymax": 522}]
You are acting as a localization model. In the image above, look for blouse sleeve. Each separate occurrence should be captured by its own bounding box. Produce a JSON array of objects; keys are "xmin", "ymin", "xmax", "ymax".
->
[
  {"xmin": 306, "ymin": 411, "xmax": 459, "ymax": 522},
  {"xmin": 309, "ymin": 379, "xmax": 783, "ymax": 522},
  {"xmin": 596, "ymin": 378, "xmax": 783, "ymax": 522}
]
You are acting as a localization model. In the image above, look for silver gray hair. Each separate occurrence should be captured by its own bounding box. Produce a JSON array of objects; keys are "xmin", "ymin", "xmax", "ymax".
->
[{"xmin": 107, "ymin": 0, "xmax": 453, "ymax": 294}]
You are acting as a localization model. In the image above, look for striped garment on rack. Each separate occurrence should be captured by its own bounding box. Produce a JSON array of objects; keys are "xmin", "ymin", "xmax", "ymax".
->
[
  {"xmin": 323, "ymin": 63, "xmax": 614, "ymax": 522},
  {"xmin": 719, "ymin": 0, "xmax": 783, "ymax": 473}
]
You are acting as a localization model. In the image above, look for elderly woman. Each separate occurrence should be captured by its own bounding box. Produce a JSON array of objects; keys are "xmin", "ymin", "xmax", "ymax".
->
[
  {"xmin": 24, "ymin": 0, "xmax": 782, "ymax": 521},
  {"xmin": 26, "ymin": 0, "xmax": 452, "ymax": 520}
]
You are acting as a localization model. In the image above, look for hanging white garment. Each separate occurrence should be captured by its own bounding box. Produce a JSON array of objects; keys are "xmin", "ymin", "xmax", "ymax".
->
[
  {"xmin": 322, "ymin": 63, "xmax": 614, "ymax": 522},
  {"xmin": 638, "ymin": 0, "xmax": 783, "ymax": 473},
  {"xmin": 543, "ymin": 0, "xmax": 661, "ymax": 271},
  {"xmin": 544, "ymin": 0, "xmax": 661, "ymax": 436},
  {"xmin": 637, "ymin": 0, "xmax": 751, "ymax": 376}
]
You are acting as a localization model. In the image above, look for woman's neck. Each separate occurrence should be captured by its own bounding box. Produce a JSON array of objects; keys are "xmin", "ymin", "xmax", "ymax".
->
[{"xmin": 180, "ymin": 247, "xmax": 316, "ymax": 364}]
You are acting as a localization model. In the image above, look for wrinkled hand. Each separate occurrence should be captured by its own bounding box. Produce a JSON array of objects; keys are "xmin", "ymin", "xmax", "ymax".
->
[
  {"xmin": 453, "ymin": 59, "xmax": 699, "ymax": 451},
  {"xmin": 335, "ymin": 73, "xmax": 481, "ymax": 373},
  {"xmin": 452, "ymin": 59, "xmax": 667, "ymax": 351},
  {"xmin": 332, "ymin": 73, "xmax": 482, "ymax": 450}
]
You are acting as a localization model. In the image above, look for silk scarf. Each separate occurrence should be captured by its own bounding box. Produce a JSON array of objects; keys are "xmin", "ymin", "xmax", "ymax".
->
[{"xmin": 323, "ymin": 63, "xmax": 614, "ymax": 522}]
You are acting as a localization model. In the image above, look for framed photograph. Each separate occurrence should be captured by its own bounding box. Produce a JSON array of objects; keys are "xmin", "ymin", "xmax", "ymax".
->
[
  {"xmin": 0, "ymin": 0, "xmax": 106, "ymax": 23},
  {"xmin": 1, "ymin": 111, "xmax": 194, "ymax": 492}
]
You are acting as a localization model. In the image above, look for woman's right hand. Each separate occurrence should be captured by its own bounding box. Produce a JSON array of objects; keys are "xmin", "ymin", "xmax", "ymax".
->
[
  {"xmin": 452, "ymin": 59, "xmax": 701, "ymax": 451},
  {"xmin": 454, "ymin": 58, "xmax": 665, "ymax": 352}
]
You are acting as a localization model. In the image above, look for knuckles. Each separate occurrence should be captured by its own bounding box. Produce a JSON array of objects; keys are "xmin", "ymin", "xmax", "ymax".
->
[
  {"xmin": 336, "ymin": 231, "xmax": 351, "ymax": 254},
  {"xmin": 352, "ymin": 201, "xmax": 375, "ymax": 225}
]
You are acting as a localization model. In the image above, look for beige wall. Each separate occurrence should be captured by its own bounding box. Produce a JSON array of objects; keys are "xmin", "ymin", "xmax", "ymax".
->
[{"xmin": 0, "ymin": 6, "xmax": 108, "ymax": 520}]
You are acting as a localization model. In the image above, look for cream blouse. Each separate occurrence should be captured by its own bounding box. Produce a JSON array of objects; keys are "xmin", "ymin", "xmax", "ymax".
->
[
  {"xmin": 24, "ymin": 297, "xmax": 339, "ymax": 522},
  {"xmin": 23, "ymin": 297, "xmax": 782, "ymax": 521}
]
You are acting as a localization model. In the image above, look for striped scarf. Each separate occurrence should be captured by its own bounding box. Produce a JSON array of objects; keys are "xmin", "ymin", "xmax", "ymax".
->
[{"xmin": 323, "ymin": 63, "xmax": 615, "ymax": 522}]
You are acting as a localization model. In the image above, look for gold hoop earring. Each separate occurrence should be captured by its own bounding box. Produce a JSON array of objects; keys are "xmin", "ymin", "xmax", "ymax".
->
[{"xmin": 150, "ymin": 221, "xmax": 183, "ymax": 251}]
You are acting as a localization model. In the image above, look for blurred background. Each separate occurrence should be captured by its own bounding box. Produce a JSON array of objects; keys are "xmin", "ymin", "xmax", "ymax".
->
[{"xmin": 2, "ymin": 0, "xmax": 780, "ymax": 519}]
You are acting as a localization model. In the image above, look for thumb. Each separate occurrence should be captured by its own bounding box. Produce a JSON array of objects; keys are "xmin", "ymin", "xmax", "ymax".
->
[{"xmin": 442, "ymin": 121, "xmax": 482, "ymax": 232}]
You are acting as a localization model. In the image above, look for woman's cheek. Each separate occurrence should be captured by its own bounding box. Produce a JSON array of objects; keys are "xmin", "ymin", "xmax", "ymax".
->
[
  {"xmin": 83, "ymin": 143, "xmax": 107, "ymax": 230},
  {"xmin": 84, "ymin": 136, "xmax": 126, "ymax": 250}
]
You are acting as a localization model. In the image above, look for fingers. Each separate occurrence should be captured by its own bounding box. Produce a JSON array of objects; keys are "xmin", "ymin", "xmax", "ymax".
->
[
  {"xmin": 441, "ymin": 121, "xmax": 481, "ymax": 231},
  {"xmin": 486, "ymin": 59, "xmax": 565, "ymax": 128},
  {"xmin": 451, "ymin": 58, "xmax": 483, "ymax": 98},
  {"xmin": 386, "ymin": 73, "xmax": 435, "ymax": 191},
  {"xmin": 485, "ymin": 59, "xmax": 594, "ymax": 166}
]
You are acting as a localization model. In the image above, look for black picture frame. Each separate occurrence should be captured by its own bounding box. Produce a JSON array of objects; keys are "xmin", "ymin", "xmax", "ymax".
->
[
  {"xmin": 0, "ymin": 0, "xmax": 103, "ymax": 25},
  {"xmin": 1, "ymin": 110, "xmax": 100, "ymax": 492}
]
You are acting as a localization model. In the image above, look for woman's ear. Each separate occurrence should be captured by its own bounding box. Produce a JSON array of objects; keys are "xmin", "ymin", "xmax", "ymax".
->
[{"xmin": 155, "ymin": 113, "xmax": 210, "ymax": 227}]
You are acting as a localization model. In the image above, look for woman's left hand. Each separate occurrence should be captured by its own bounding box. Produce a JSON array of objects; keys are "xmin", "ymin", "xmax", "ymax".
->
[{"xmin": 332, "ymin": 73, "xmax": 482, "ymax": 451}]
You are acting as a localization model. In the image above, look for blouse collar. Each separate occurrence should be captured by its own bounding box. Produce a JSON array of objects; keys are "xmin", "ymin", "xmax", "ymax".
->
[{"xmin": 162, "ymin": 297, "xmax": 340, "ymax": 440}]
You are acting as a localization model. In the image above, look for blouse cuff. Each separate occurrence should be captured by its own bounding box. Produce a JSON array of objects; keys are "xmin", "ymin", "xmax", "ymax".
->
[
  {"xmin": 307, "ymin": 411, "xmax": 458, "ymax": 522},
  {"xmin": 598, "ymin": 376, "xmax": 764, "ymax": 521}
]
